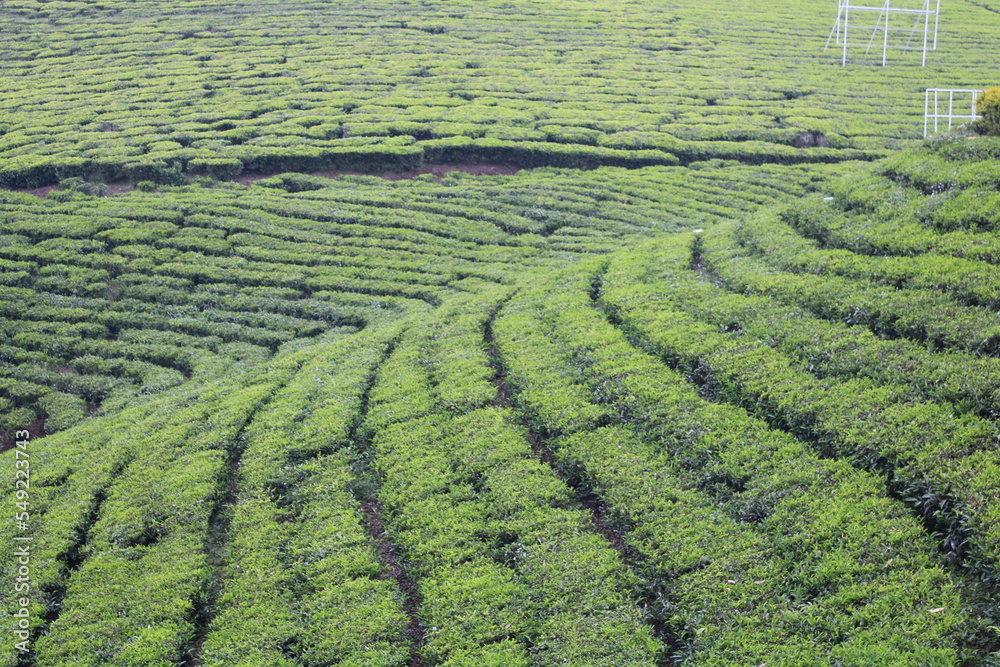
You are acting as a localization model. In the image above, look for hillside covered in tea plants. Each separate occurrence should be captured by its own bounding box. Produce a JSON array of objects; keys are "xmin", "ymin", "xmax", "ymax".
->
[{"xmin": 1, "ymin": 0, "xmax": 999, "ymax": 666}]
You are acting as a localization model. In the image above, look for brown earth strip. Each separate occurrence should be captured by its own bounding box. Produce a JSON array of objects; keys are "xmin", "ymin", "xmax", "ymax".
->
[
  {"xmin": 3, "ymin": 163, "xmax": 521, "ymax": 198},
  {"xmin": 482, "ymin": 314, "xmax": 681, "ymax": 664},
  {"xmin": 358, "ymin": 501, "xmax": 428, "ymax": 667},
  {"xmin": 0, "ymin": 419, "xmax": 46, "ymax": 453},
  {"xmin": 184, "ymin": 377, "xmax": 299, "ymax": 667},
  {"xmin": 346, "ymin": 335, "xmax": 427, "ymax": 666},
  {"xmin": 236, "ymin": 162, "xmax": 521, "ymax": 185}
]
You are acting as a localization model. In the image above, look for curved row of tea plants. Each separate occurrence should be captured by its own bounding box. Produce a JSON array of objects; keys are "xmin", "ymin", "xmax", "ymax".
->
[
  {"xmin": 784, "ymin": 138, "xmax": 1000, "ymax": 261},
  {"xmin": 491, "ymin": 259, "xmax": 980, "ymax": 665},
  {"xmin": 358, "ymin": 288, "xmax": 663, "ymax": 664},
  {"xmin": 1, "ymin": 152, "xmax": 843, "ymax": 663},
  {"xmin": 0, "ymin": 159, "xmax": 833, "ymax": 441},
  {"xmin": 599, "ymin": 234, "xmax": 1000, "ymax": 579},
  {"xmin": 0, "ymin": 333, "xmax": 307, "ymax": 666},
  {"xmin": 1, "ymin": 0, "xmax": 999, "ymax": 187},
  {"xmin": 700, "ymin": 225, "xmax": 1000, "ymax": 355},
  {"xmin": 628, "ymin": 237, "xmax": 1000, "ymax": 420},
  {"xmin": 196, "ymin": 324, "xmax": 412, "ymax": 667}
]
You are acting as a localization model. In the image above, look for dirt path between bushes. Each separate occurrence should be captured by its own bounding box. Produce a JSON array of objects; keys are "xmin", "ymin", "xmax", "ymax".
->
[
  {"xmin": 236, "ymin": 161, "xmax": 521, "ymax": 185},
  {"xmin": 4, "ymin": 162, "xmax": 523, "ymax": 199}
]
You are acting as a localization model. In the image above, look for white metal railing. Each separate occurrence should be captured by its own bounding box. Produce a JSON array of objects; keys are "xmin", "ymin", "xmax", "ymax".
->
[
  {"xmin": 925, "ymin": 89, "xmax": 984, "ymax": 137},
  {"xmin": 826, "ymin": 0, "xmax": 940, "ymax": 66}
]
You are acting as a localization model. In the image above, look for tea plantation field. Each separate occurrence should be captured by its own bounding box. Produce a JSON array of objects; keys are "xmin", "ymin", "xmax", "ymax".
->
[{"xmin": 1, "ymin": 0, "xmax": 999, "ymax": 665}]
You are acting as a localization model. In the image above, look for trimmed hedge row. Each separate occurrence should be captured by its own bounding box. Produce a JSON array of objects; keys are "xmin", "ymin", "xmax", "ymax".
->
[
  {"xmin": 199, "ymin": 325, "xmax": 411, "ymax": 667},
  {"xmin": 363, "ymin": 295, "xmax": 662, "ymax": 665},
  {"xmin": 0, "ymin": 129, "xmax": 874, "ymax": 191},
  {"xmin": 493, "ymin": 295, "xmax": 612, "ymax": 437},
  {"xmin": 0, "ymin": 351, "xmax": 293, "ymax": 666},
  {"xmin": 600, "ymin": 235, "xmax": 1000, "ymax": 578},
  {"xmin": 493, "ymin": 261, "xmax": 974, "ymax": 665},
  {"xmin": 700, "ymin": 224, "xmax": 1000, "ymax": 356},
  {"xmin": 424, "ymin": 284, "xmax": 515, "ymax": 414},
  {"xmin": 788, "ymin": 172, "xmax": 1000, "ymax": 264},
  {"xmin": 617, "ymin": 235, "xmax": 1000, "ymax": 419},
  {"xmin": 739, "ymin": 206, "xmax": 1000, "ymax": 310}
]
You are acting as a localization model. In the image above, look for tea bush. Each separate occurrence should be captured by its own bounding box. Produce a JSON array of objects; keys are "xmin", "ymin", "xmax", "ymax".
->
[{"xmin": 976, "ymin": 87, "xmax": 1000, "ymax": 136}]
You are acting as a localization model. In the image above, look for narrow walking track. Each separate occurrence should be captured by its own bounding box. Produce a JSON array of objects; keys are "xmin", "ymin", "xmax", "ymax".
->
[
  {"xmin": 348, "ymin": 337, "xmax": 428, "ymax": 667},
  {"xmin": 358, "ymin": 502, "xmax": 427, "ymax": 667},
  {"xmin": 482, "ymin": 313, "xmax": 681, "ymax": 664},
  {"xmin": 185, "ymin": 373, "xmax": 302, "ymax": 666}
]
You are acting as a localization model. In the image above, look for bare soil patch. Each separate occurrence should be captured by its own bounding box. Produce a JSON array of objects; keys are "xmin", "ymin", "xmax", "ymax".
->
[
  {"xmin": 19, "ymin": 184, "xmax": 60, "ymax": 198},
  {"xmin": 2, "ymin": 182, "xmax": 136, "ymax": 199},
  {"xmin": 4, "ymin": 163, "xmax": 520, "ymax": 199},
  {"xmin": 359, "ymin": 500, "xmax": 427, "ymax": 667},
  {"xmin": 104, "ymin": 183, "xmax": 135, "ymax": 195},
  {"xmin": 236, "ymin": 162, "xmax": 521, "ymax": 186},
  {"xmin": 0, "ymin": 418, "xmax": 47, "ymax": 453}
]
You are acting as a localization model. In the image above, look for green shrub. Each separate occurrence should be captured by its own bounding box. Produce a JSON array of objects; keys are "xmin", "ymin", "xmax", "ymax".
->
[
  {"xmin": 975, "ymin": 87, "xmax": 1000, "ymax": 136},
  {"xmin": 38, "ymin": 390, "xmax": 88, "ymax": 432},
  {"xmin": 0, "ymin": 405, "xmax": 35, "ymax": 434},
  {"xmin": 187, "ymin": 157, "xmax": 244, "ymax": 180},
  {"xmin": 58, "ymin": 177, "xmax": 106, "ymax": 197}
]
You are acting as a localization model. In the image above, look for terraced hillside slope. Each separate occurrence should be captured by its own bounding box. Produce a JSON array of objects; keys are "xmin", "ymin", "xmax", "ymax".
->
[
  {"xmin": 0, "ymin": 0, "xmax": 997, "ymax": 188},
  {"xmin": 1, "ymin": 0, "xmax": 999, "ymax": 666}
]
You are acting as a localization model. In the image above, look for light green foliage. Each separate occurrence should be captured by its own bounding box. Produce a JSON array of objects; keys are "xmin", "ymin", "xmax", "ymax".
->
[
  {"xmin": 37, "ymin": 390, "xmax": 87, "ymax": 431},
  {"xmin": 976, "ymin": 87, "xmax": 1000, "ymax": 136},
  {"xmin": 0, "ymin": 158, "xmax": 824, "ymax": 433},
  {"xmin": 363, "ymin": 309, "xmax": 659, "ymax": 665},
  {"xmin": 194, "ymin": 327, "xmax": 411, "ymax": 667},
  {"xmin": 496, "ymin": 260, "xmax": 974, "ymax": 664},
  {"xmin": 2, "ymin": 0, "xmax": 1000, "ymax": 665},
  {"xmin": 605, "ymin": 232, "xmax": 1000, "ymax": 568},
  {"xmin": 0, "ymin": 0, "xmax": 996, "ymax": 187}
]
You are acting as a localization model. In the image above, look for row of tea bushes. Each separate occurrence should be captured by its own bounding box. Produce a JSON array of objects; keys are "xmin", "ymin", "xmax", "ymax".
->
[
  {"xmin": 701, "ymin": 226, "xmax": 1000, "ymax": 356},
  {"xmin": 361, "ymin": 290, "xmax": 663, "ymax": 664},
  {"xmin": 1, "ymin": 159, "xmax": 831, "ymax": 438},
  {"xmin": 788, "ymin": 138, "xmax": 1000, "ymax": 261},
  {"xmin": 0, "ymin": 340, "xmax": 304, "ymax": 666},
  {"xmin": 737, "ymin": 207, "xmax": 1000, "ymax": 309},
  {"xmin": 198, "ymin": 324, "xmax": 412, "ymax": 666},
  {"xmin": 620, "ymin": 235, "xmax": 1000, "ymax": 420},
  {"xmin": 491, "ymin": 261, "xmax": 975, "ymax": 665},
  {"xmin": 3, "ymin": 0, "xmax": 999, "ymax": 187},
  {"xmin": 599, "ymin": 234, "xmax": 1000, "ymax": 581}
]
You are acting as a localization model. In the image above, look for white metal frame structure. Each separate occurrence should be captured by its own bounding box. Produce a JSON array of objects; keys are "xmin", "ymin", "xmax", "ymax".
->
[
  {"xmin": 825, "ymin": 0, "xmax": 941, "ymax": 66},
  {"xmin": 924, "ymin": 88, "xmax": 984, "ymax": 137}
]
